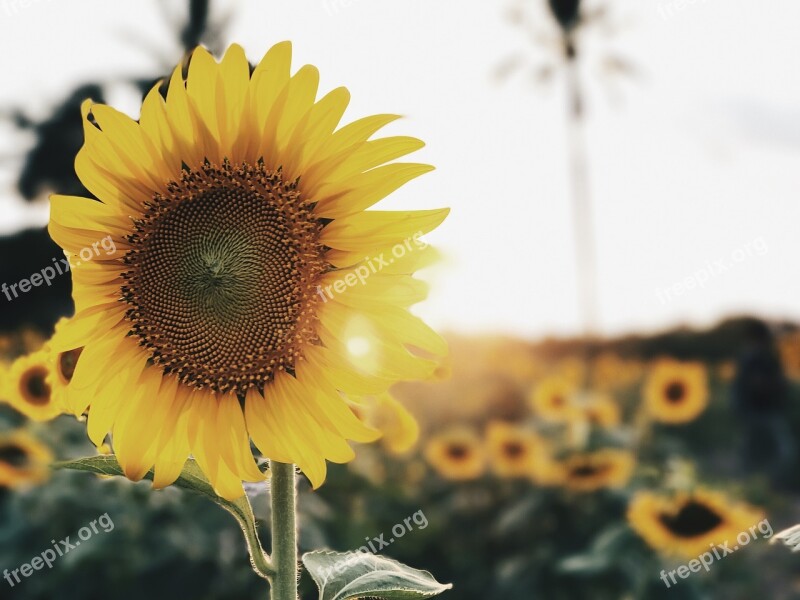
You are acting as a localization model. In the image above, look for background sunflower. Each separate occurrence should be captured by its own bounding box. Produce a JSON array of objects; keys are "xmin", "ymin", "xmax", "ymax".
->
[
  {"xmin": 628, "ymin": 488, "xmax": 765, "ymax": 559},
  {"xmin": 0, "ymin": 430, "xmax": 53, "ymax": 489},
  {"xmin": 644, "ymin": 359, "xmax": 709, "ymax": 424},
  {"xmin": 424, "ymin": 427, "xmax": 486, "ymax": 481},
  {"xmin": 5, "ymin": 351, "xmax": 61, "ymax": 422}
]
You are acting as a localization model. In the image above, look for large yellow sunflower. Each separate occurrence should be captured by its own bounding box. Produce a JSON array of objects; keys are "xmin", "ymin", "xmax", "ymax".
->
[
  {"xmin": 424, "ymin": 427, "xmax": 486, "ymax": 481},
  {"xmin": 0, "ymin": 430, "xmax": 53, "ymax": 489},
  {"xmin": 628, "ymin": 488, "xmax": 764, "ymax": 559},
  {"xmin": 6, "ymin": 351, "xmax": 62, "ymax": 421},
  {"xmin": 47, "ymin": 43, "xmax": 448, "ymax": 500},
  {"xmin": 643, "ymin": 359, "xmax": 708, "ymax": 424}
]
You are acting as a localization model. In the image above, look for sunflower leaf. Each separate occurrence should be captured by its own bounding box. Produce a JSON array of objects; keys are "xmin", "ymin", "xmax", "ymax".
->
[
  {"xmin": 53, "ymin": 454, "xmax": 275, "ymax": 579},
  {"xmin": 302, "ymin": 550, "xmax": 452, "ymax": 600}
]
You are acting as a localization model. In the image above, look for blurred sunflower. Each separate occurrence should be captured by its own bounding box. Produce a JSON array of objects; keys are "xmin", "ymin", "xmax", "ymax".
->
[
  {"xmin": 556, "ymin": 356, "xmax": 585, "ymax": 386},
  {"xmin": 592, "ymin": 353, "xmax": 642, "ymax": 390},
  {"xmin": 0, "ymin": 430, "xmax": 53, "ymax": 489},
  {"xmin": 0, "ymin": 360, "xmax": 9, "ymax": 402},
  {"xmin": 47, "ymin": 43, "xmax": 448, "ymax": 500},
  {"xmin": 628, "ymin": 488, "xmax": 764, "ymax": 559},
  {"xmin": 486, "ymin": 341, "xmax": 541, "ymax": 384},
  {"xmin": 778, "ymin": 332, "xmax": 800, "ymax": 380},
  {"xmin": 5, "ymin": 351, "xmax": 62, "ymax": 421},
  {"xmin": 529, "ymin": 375, "xmax": 576, "ymax": 422},
  {"xmin": 485, "ymin": 421, "xmax": 541, "ymax": 478},
  {"xmin": 424, "ymin": 427, "xmax": 486, "ymax": 481},
  {"xmin": 350, "ymin": 393, "xmax": 420, "ymax": 455},
  {"xmin": 560, "ymin": 448, "xmax": 635, "ymax": 492},
  {"xmin": 46, "ymin": 318, "xmax": 83, "ymax": 413},
  {"xmin": 643, "ymin": 359, "xmax": 708, "ymax": 424},
  {"xmin": 529, "ymin": 443, "xmax": 566, "ymax": 486},
  {"xmin": 19, "ymin": 328, "xmax": 47, "ymax": 354},
  {"xmin": 580, "ymin": 393, "xmax": 621, "ymax": 427},
  {"xmin": 716, "ymin": 361, "xmax": 736, "ymax": 382}
]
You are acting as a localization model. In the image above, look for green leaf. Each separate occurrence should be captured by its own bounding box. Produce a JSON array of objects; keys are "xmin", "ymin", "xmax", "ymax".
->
[
  {"xmin": 53, "ymin": 454, "xmax": 274, "ymax": 578},
  {"xmin": 302, "ymin": 550, "xmax": 452, "ymax": 600},
  {"xmin": 557, "ymin": 525, "xmax": 634, "ymax": 575}
]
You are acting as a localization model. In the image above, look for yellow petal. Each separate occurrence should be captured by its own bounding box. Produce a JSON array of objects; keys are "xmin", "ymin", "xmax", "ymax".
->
[
  {"xmin": 321, "ymin": 208, "xmax": 449, "ymax": 253},
  {"xmin": 313, "ymin": 163, "xmax": 435, "ymax": 219}
]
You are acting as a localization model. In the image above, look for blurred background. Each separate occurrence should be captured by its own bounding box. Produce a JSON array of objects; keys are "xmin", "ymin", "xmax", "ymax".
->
[{"xmin": 1, "ymin": 0, "xmax": 799, "ymax": 598}]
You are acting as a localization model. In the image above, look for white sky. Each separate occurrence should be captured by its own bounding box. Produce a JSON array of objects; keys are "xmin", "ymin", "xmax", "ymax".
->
[{"xmin": 1, "ymin": 0, "xmax": 799, "ymax": 339}]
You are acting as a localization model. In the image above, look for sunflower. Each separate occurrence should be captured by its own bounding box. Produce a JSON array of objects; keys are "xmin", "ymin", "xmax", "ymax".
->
[
  {"xmin": 716, "ymin": 361, "xmax": 736, "ymax": 382},
  {"xmin": 0, "ymin": 430, "xmax": 53, "ymax": 489},
  {"xmin": 643, "ymin": 359, "xmax": 708, "ymax": 424},
  {"xmin": 350, "ymin": 393, "xmax": 420, "ymax": 455},
  {"xmin": 485, "ymin": 421, "xmax": 541, "ymax": 478},
  {"xmin": 485, "ymin": 341, "xmax": 541, "ymax": 384},
  {"xmin": 557, "ymin": 356, "xmax": 586, "ymax": 386},
  {"xmin": 591, "ymin": 353, "xmax": 643, "ymax": 390},
  {"xmin": 5, "ymin": 351, "xmax": 62, "ymax": 421},
  {"xmin": 424, "ymin": 427, "xmax": 486, "ymax": 481},
  {"xmin": 46, "ymin": 318, "xmax": 83, "ymax": 413},
  {"xmin": 0, "ymin": 360, "xmax": 10, "ymax": 402},
  {"xmin": 529, "ymin": 375, "xmax": 576, "ymax": 422},
  {"xmin": 47, "ymin": 43, "xmax": 448, "ymax": 500},
  {"xmin": 778, "ymin": 332, "xmax": 800, "ymax": 380},
  {"xmin": 581, "ymin": 393, "xmax": 621, "ymax": 427},
  {"xmin": 529, "ymin": 443, "xmax": 566, "ymax": 486},
  {"xmin": 628, "ymin": 488, "xmax": 764, "ymax": 558},
  {"xmin": 560, "ymin": 449, "xmax": 635, "ymax": 492}
]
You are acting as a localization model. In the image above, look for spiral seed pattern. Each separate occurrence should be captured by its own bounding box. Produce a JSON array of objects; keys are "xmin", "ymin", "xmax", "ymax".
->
[{"xmin": 121, "ymin": 161, "xmax": 327, "ymax": 395}]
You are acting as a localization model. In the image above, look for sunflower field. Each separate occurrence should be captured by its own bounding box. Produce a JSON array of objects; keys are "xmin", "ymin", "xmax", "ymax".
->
[{"xmin": 2, "ymin": 1, "xmax": 800, "ymax": 599}]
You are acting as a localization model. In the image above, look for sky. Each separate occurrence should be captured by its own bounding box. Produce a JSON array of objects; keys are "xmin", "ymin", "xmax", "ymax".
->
[{"xmin": 1, "ymin": 0, "xmax": 799, "ymax": 339}]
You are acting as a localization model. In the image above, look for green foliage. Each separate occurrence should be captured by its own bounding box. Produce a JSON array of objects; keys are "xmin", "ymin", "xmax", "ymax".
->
[{"xmin": 53, "ymin": 454, "xmax": 274, "ymax": 579}]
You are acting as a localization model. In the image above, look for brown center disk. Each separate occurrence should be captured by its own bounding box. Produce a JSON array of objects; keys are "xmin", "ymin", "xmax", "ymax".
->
[
  {"xmin": 0, "ymin": 444, "xmax": 29, "ymax": 468},
  {"xmin": 658, "ymin": 501, "xmax": 724, "ymax": 537},
  {"xmin": 665, "ymin": 380, "xmax": 686, "ymax": 403},
  {"xmin": 570, "ymin": 462, "xmax": 611, "ymax": 479},
  {"xmin": 122, "ymin": 161, "xmax": 327, "ymax": 395},
  {"xmin": 21, "ymin": 367, "xmax": 51, "ymax": 406},
  {"xmin": 502, "ymin": 442, "xmax": 525, "ymax": 459},
  {"xmin": 447, "ymin": 444, "xmax": 470, "ymax": 461}
]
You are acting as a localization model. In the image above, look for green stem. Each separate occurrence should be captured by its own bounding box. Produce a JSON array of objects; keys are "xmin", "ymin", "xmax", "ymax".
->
[{"xmin": 270, "ymin": 462, "xmax": 298, "ymax": 600}]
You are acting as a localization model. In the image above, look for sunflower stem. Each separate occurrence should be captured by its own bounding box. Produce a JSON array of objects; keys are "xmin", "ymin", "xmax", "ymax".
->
[{"xmin": 270, "ymin": 461, "xmax": 298, "ymax": 600}]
